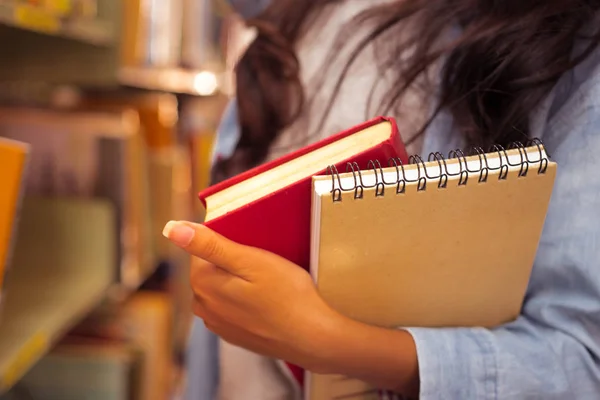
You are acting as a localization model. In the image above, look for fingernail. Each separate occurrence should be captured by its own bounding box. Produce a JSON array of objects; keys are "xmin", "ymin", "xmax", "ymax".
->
[{"xmin": 163, "ymin": 221, "xmax": 195, "ymax": 247}]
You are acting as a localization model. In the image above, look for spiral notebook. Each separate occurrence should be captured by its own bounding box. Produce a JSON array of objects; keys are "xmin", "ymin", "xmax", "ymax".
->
[{"xmin": 307, "ymin": 141, "xmax": 557, "ymax": 400}]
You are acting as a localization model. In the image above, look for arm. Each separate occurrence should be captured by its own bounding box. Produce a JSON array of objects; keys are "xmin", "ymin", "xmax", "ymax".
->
[
  {"xmin": 316, "ymin": 102, "xmax": 600, "ymax": 399},
  {"xmin": 178, "ymin": 93, "xmax": 600, "ymax": 400}
]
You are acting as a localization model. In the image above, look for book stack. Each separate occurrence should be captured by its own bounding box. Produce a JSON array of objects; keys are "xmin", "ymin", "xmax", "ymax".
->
[{"xmin": 197, "ymin": 117, "xmax": 557, "ymax": 399}]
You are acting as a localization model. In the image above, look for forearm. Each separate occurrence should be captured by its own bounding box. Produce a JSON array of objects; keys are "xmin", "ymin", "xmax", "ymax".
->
[{"xmin": 313, "ymin": 315, "xmax": 420, "ymax": 397}]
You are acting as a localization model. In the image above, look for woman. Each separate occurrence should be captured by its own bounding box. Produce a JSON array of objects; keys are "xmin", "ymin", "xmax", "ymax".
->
[{"xmin": 172, "ymin": 1, "xmax": 600, "ymax": 399}]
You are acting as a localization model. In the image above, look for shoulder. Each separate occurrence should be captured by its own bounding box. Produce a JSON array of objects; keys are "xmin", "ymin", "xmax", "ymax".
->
[
  {"xmin": 211, "ymin": 100, "xmax": 240, "ymax": 165},
  {"xmin": 541, "ymin": 44, "xmax": 600, "ymax": 159},
  {"xmin": 525, "ymin": 47, "xmax": 600, "ymax": 303},
  {"xmin": 533, "ymin": 47, "xmax": 600, "ymax": 244}
]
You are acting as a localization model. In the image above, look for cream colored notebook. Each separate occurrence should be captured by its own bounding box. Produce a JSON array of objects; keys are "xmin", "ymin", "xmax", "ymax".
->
[{"xmin": 307, "ymin": 142, "xmax": 557, "ymax": 400}]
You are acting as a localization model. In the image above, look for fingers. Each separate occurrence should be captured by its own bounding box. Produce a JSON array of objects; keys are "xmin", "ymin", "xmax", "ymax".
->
[
  {"xmin": 189, "ymin": 257, "xmax": 249, "ymax": 313},
  {"xmin": 192, "ymin": 298, "xmax": 207, "ymax": 320},
  {"xmin": 163, "ymin": 220, "xmax": 251, "ymax": 279},
  {"xmin": 192, "ymin": 298, "xmax": 277, "ymax": 359},
  {"xmin": 189, "ymin": 258, "xmax": 225, "ymax": 296}
]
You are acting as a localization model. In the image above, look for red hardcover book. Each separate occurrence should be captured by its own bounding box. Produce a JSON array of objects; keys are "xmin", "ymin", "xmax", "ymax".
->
[{"xmin": 198, "ymin": 116, "xmax": 408, "ymax": 389}]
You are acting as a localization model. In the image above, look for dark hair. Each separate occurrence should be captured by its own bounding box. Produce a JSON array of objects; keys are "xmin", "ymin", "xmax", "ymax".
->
[{"xmin": 212, "ymin": 0, "xmax": 600, "ymax": 183}]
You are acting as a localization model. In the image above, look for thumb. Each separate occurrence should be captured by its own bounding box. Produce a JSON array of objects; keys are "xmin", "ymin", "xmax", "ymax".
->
[{"xmin": 162, "ymin": 220, "xmax": 247, "ymax": 276}]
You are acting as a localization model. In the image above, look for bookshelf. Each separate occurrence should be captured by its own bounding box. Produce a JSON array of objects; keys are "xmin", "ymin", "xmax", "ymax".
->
[
  {"xmin": 0, "ymin": 1, "xmax": 224, "ymax": 97},
  {"xmin": 118, "ymin": 67, "xmax": 221, "ymax": 96},
  {"xmin": 0, "ymin": 0, "xmax": 233, "ymax": 396},
  {"xmin": 0, "ymin": 197, "xmax": 117, "ymax": 394}
]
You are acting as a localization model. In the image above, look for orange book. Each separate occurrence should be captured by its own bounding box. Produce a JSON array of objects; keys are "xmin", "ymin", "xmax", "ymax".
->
[{"xmin": 0, "ymin": 137, "xmax": 29, "ymax": 292}]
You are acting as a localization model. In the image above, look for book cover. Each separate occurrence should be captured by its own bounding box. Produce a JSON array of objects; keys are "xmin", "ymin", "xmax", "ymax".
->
[{"xmin": 199, "ymin": 117, "xmax": 408, "ymax": 272}]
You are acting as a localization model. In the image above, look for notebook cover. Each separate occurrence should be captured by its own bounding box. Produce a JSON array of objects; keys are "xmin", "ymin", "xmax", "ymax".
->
[
  {"xmin": 313, "ymin": 149, "xmax": 556, "ymax": 328},
  {"xmin": 307, "ymin": 146, "xmax": 557, "ymax": 400}
]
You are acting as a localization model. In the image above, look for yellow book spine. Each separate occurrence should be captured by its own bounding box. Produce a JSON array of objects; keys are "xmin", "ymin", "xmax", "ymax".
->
[{"xmin": 0, "ymin": 138, "xmax": 29, "ymax": 290}]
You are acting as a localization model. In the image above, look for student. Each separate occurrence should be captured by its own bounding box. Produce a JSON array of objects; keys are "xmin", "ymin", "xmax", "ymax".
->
[{"xmin": 172, "ymin": 1, "xmax": 600, "ymax": 399}]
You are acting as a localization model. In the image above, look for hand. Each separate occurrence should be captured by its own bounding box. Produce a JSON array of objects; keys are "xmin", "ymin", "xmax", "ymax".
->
[
  {"xmin": 162, "ymin": 220, "xmax": 346, "ymax": 371},
  {"xmin": 163, "ymin": 220, "xmax": 420, "ymax": 396}
]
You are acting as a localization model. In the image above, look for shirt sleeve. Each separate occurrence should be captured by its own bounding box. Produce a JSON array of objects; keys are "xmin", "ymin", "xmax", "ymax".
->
[{"xmin": 405, "ymin": 101, "xmax": 600, "ymax": 399}]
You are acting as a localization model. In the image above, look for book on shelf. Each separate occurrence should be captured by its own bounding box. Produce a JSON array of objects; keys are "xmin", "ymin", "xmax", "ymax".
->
[
  {"xmin": 0, "ymin": 107, "xmax": 154, "ymax": 290},
  {"xmin": 13, "ymin": 337, "xmax": 143, "ymax": 400},
  {"xmin": 306, "ymin": 139, "xmax": 557, "ymax": 399},
  {"xmin": 0, "ymin": 137, "xmax": 29, "ymax": 297},
  {"xmin": 70, "ymin": 291, "xmax": 174, "ymax": 400},
  {"xmin": 0, "ymin": 196, "xmax": 117, "ymax": 394},
  {"xmin": 79, "ymin": 93, "xmax": 194, "ymax": 264}
]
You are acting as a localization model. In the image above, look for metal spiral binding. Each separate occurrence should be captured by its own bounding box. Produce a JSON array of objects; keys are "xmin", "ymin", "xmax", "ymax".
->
[{"xmin": 326, "ymin": 138, "xmax": 549, "ymax": 203}]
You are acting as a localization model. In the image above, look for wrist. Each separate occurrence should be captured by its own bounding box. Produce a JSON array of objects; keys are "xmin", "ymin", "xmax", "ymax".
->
[
  {"xmin": 292, "ymin": 304, "xmax": 351, "ymax": 373},
  {"xmin": 304, "ymin": 309, "xmax": 356, "ymax": 374},
  {"xmin": 307, "ymin": 309, "xmax": 420, "ymax": 396}
]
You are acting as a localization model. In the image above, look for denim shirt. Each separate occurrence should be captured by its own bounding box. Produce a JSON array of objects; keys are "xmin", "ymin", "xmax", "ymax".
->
[{"xmin": 186, "ymin": 46, "xmax": 600, "ymax": 399}]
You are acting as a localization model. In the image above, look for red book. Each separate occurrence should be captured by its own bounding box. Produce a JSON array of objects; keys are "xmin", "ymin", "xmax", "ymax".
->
[{"xmin": 198, "ymin": 116, "xmax": 408, "ymax": 389}]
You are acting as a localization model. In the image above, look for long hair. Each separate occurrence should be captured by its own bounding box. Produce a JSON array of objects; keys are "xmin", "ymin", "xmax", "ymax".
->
[{"xmin": 212, "ymin": 0, "xmax": 600, "ymax": 182}]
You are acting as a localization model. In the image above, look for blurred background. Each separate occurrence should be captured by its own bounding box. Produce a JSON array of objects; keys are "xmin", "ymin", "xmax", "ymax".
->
[{"xmin": 0, "ymin": 1, "xmax": 250, "ymax": 399}]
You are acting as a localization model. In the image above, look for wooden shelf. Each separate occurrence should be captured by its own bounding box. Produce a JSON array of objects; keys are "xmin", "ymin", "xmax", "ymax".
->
[
  {"xmin": 0, "ymin": 197, "xmax": 117, "ymax": 394},
  {"xmin": 0, "ymin": 3, "xmax": 114, "ymax": 46},
  {"xmin": 118, "ymin": 67, "xmax": 221, "ymax": 96}
]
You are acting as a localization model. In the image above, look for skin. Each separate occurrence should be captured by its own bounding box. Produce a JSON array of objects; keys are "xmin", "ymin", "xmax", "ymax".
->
[{"xmin": 163, "ymin": 220, "xmax": 420, "ymax": 397}]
